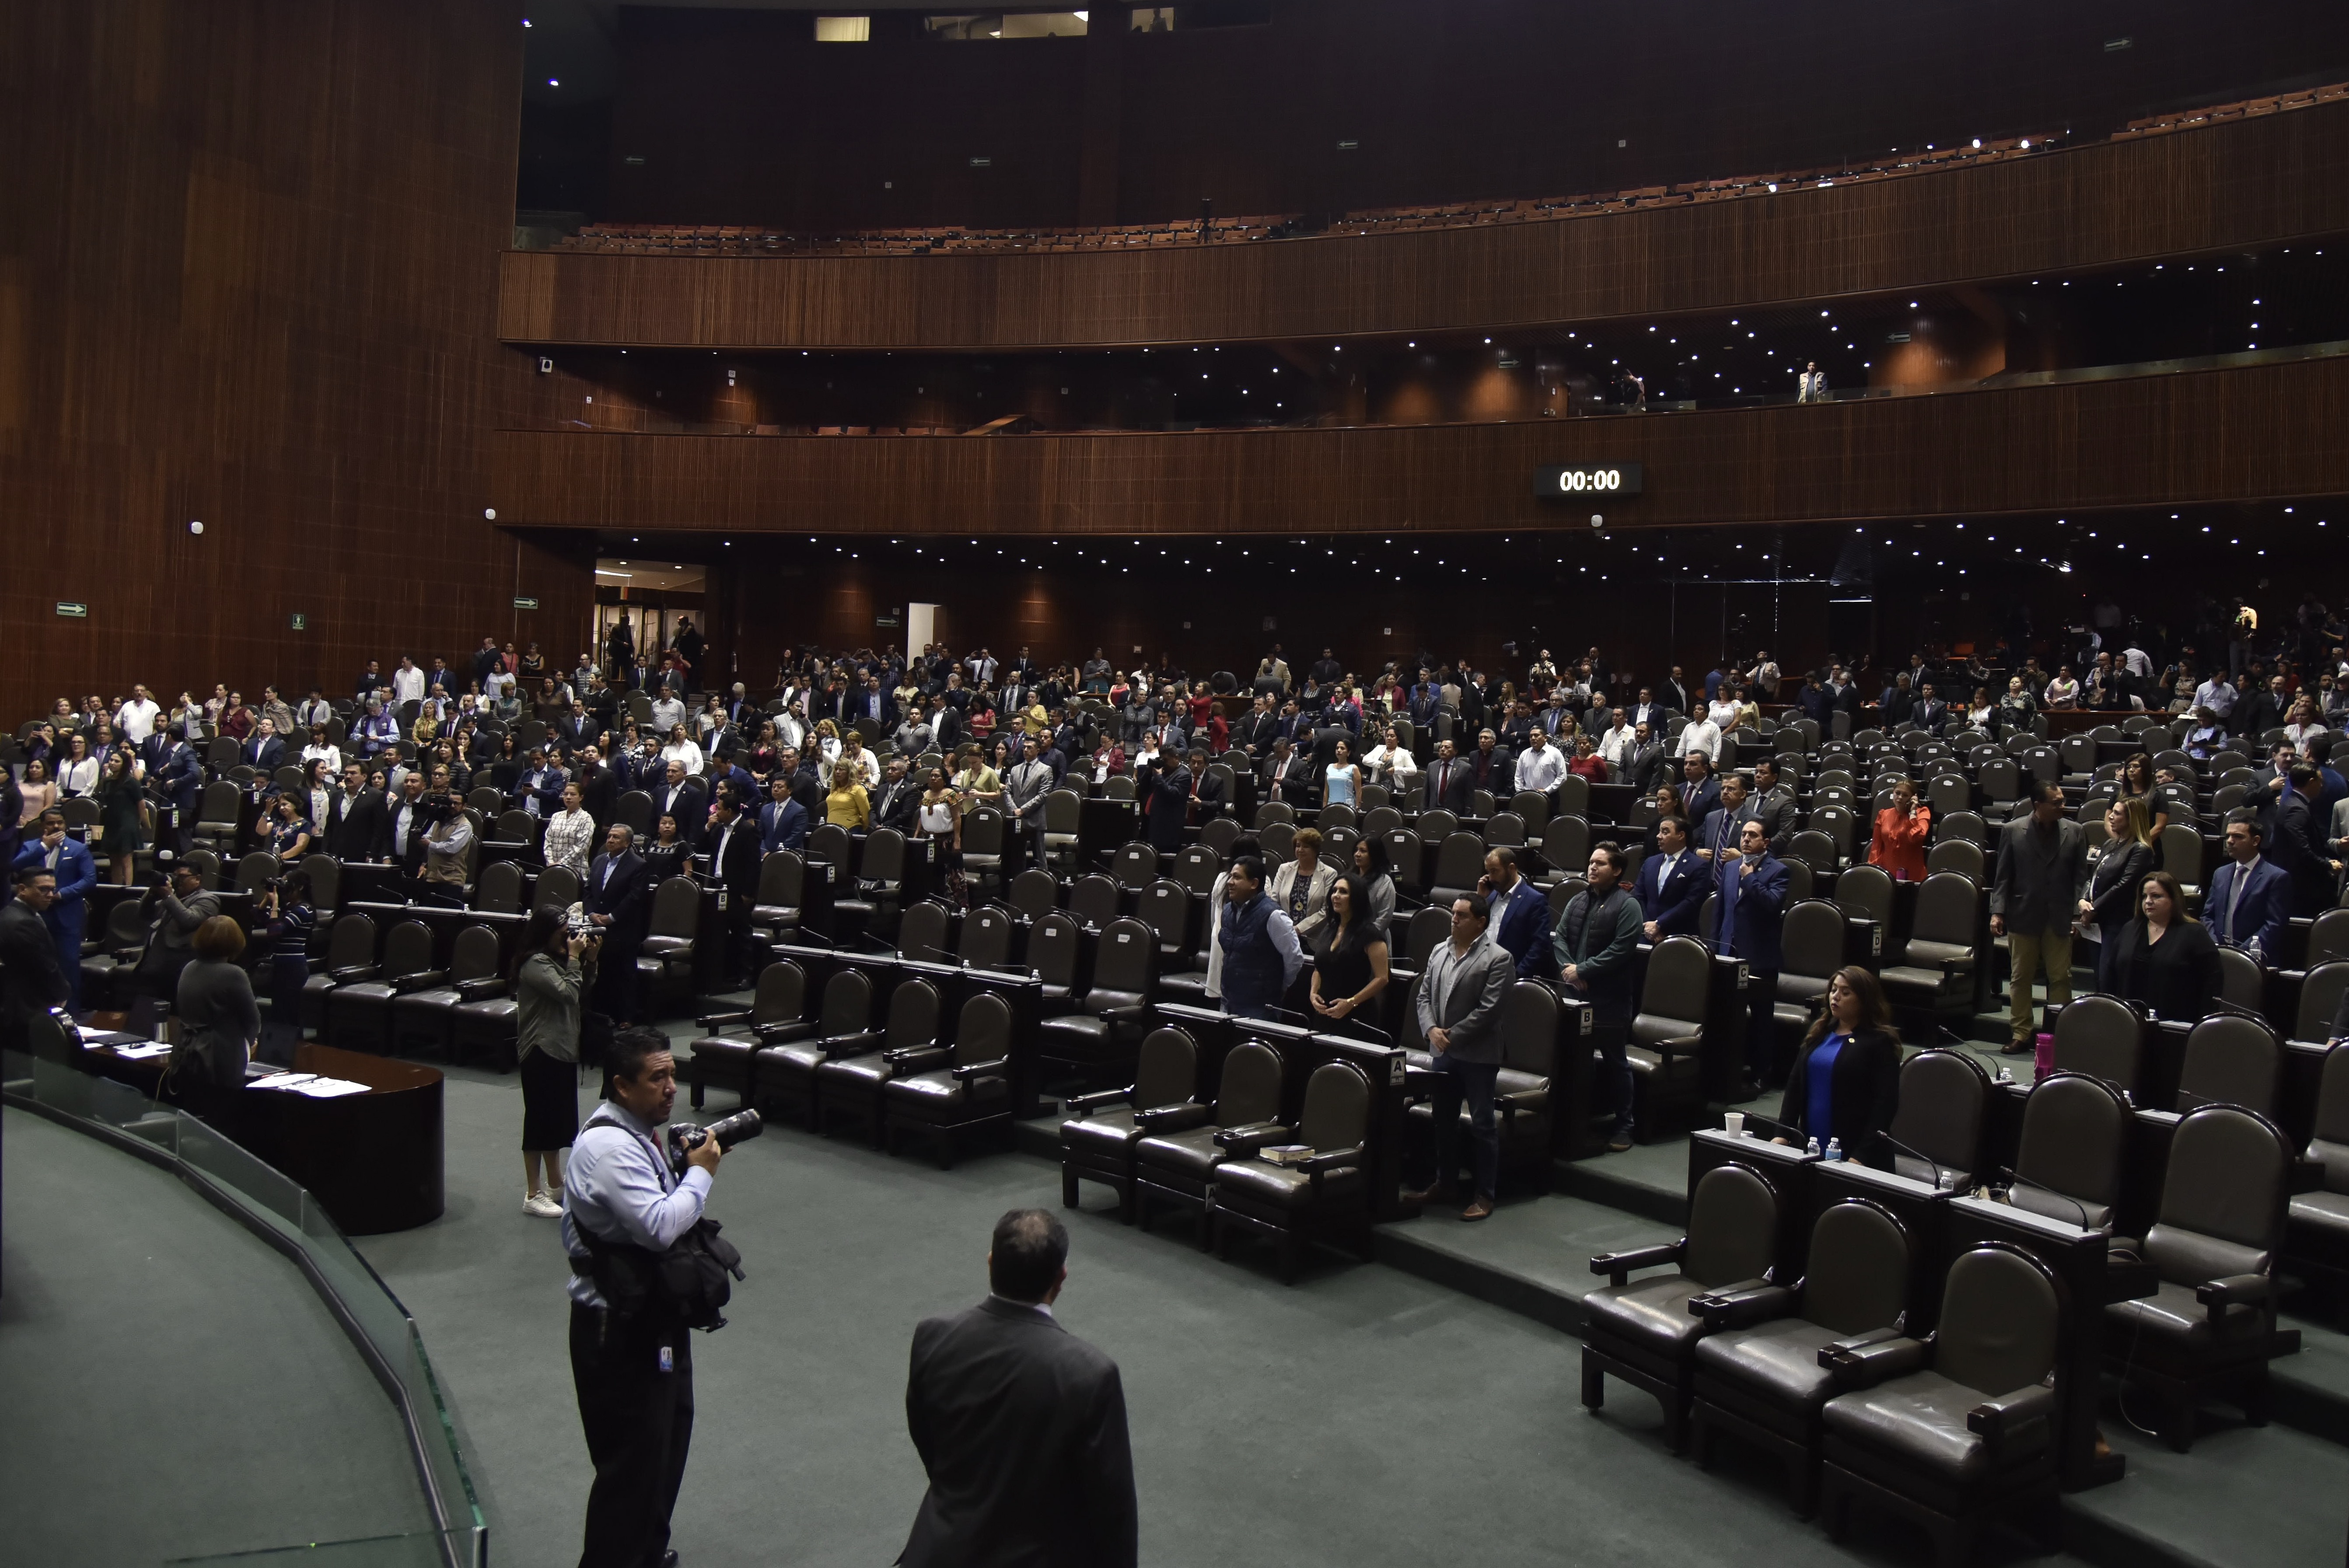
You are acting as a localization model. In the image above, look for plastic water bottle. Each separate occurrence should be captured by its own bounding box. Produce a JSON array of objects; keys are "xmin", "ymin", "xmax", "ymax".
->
[
  {"xmin": 1825, "ymin": 1137, "xmax": 1843, "ymax": 1163},
  {"xmin": 1808, "ymin": 1137, "xmax": 1824, "ymax": 1157}
]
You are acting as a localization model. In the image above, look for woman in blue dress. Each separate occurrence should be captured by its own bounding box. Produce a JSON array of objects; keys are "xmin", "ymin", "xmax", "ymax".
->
[{"xmin": 1773, "ymin": 967, "xmax": 1902, "ymax": 1168}]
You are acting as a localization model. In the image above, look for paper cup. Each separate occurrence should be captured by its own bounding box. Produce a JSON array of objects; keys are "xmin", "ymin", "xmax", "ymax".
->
[{"xmin": 1723, "ymin": 1111, "xmax": 1746, "ymax": 1137}]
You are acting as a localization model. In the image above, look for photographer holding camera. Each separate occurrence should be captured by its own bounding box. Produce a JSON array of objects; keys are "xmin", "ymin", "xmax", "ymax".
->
[
  {"xmin": 562, "ymin": 1027, "xmax": 728, "ymax": 1568},
  {"xmin": 516, "ymin": 907, "xmax": 591, "ymax": 1216}
]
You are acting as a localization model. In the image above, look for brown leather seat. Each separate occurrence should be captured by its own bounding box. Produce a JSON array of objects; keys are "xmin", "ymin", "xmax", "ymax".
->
[
  {"xmin": 753, "ymin": 967, "xmax": 873, "ymax": 1126},
  {"xmin": 1061, "ymin": 1026, "xmax": 1200, "ymax": 1222},
  {"xmin": 1690, "ymin": 1199, "xmax": 1913, "ymax": 1517},
  {"xmin": 1818, "ymin": 1244, "xmax": 2066, "ymax": 1562},
  {"xmin": 1209, "ymin": 1060, "xmax": 1376, "ymax": 1283},
  {"xmin": 814, "ymin": 978, "xmax": 943, "ymax": 1145},
  {"xmin": 1133, "ymin": 1040, "xmax": 1285, "ymax": 1245},
  {"xmin": 1582, "ymin": 1159, "xmax": 1779, "ymax": 1452},
  {"xmin": 688, "ymin": 960, "xmax": 807, "ymax": 1111},
  {"xmin": 2104, "ymin": 1103, "xmax": 2300, "ymax": 1449},
  {"xmin": 883, "ymin": 990, "xmax": 1018, "ymax": 1167}
]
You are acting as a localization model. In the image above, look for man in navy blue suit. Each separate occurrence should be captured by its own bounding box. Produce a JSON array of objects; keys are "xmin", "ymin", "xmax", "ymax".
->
[
  {"xmin": 2206, "ymin": 808, "xmax": 2293, "ymax": 963},
  {"xmin": 759, "ymin": 775, "xmax": 809, "ymax": 854},
  {"xmin": 12, "ymin": 810, "xmax": 98, "ymax": 1011},
  {"xmin": 1680, "ymin": 752, "xmax": 1723, "ymax": 837},
  {"xmin": 1636, "ymin": 815, "xmax": 1706, "ymax": 940},
  {"xmin": 149, "ymin": 732, "xmax": 203, "ymax": 856},
  {"xmin": 1478, "ymin": 847, "xmax": 1552, "ymax": 978},
  {"xmin": 1713, "ymin": 818, "xmax": 1789, "ymax": 1088}
]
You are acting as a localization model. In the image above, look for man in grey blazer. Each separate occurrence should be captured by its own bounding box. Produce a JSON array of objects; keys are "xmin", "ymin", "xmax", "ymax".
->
[
  {"xmin": 1405, "ymin": 893, "xmax": 1516, "ymax": 1220},
  {"xmin": 901, "ymin": 1209, "xmax": 1137, "ymax": 1568}
]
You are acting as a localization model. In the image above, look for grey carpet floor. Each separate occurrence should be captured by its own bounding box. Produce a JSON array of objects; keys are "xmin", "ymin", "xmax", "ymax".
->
[
  {"xmin": 0, "ymin": 1107, "xmax": 433, "ymax": 1562},
  {"xmin": 355, "ymin": 1065, "xmax": 2090, "ymax": 1568}
]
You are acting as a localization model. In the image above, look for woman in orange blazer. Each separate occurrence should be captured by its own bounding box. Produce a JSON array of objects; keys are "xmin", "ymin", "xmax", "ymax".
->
[{"xmin": 1868, "ymin": 776, "xmax": 1932, "ymax": 881}]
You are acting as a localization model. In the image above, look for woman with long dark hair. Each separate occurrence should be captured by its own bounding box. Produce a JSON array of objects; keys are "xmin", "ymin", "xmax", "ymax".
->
[
  {"xmin": 1309, "ymin": 872, "xmax": 1391, "ymax": 1034},
  {"xmin": 2114, "ymin": 751, "xmax": 2172, "ymax": 838},
  {"xmin": 1773, "ymin": 967, "xmax": 1902, "ymax": 1166},
  {"xmin": 513, "ymin": 907, "xmax": 587, "ymax": 1217},
  {"xmin": 1351, "ymin": 835, "xmax": 1397, "ymax": 930},
  {"xmin": 2080, "ymin": 797, "xmax": 2157, "ymax": 962}
]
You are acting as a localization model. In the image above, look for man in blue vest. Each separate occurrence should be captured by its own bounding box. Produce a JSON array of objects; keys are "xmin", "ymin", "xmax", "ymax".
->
[{"xmin": 1216, "ymin": 856, "xmax": 1305, "ymax": 1021}]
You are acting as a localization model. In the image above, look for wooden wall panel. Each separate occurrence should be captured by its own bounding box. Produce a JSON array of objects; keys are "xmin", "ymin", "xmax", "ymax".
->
[
  {"xmin": 488, "ymin": 356, "xmax": 2349, "ymax": 536},
  {"xmin": 0, "ymin": 0, "xmax": 581, "ymax": 722},
  {"xmin": 603, "ymin": 0, "xmax": 2349, "ymax": 234},
  {"xmin": 503, "ymin": 98, "xmax": 2349, "ymax": 351}
]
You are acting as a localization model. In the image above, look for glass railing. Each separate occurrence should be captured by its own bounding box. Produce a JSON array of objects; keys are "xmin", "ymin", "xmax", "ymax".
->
[{"xmin": 2, "ymin": 1044, "xmax": 487, "ymax": 1568}]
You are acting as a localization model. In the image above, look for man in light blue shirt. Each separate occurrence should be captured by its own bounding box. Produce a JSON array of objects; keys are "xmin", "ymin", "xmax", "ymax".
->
[{"xmin": 563, "ymin": 1029, "xmax": 724, "ymax": 1568}]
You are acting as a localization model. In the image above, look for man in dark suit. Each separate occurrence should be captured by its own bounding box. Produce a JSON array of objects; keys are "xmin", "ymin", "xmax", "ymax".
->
[
  {"xmin": 1713, "ymin": 817, "xmax": 1790, "ymax": 1088},
  {"xmin": 327, "ymin": 763, "xmax": 388, "ymax": 862},
  {"xmin": 1423, "ymin": 740, "xmax": 1474, "ymax": 814},
  {"xmin": 1622, "ymin": 722, "xmax": 1670, "ymax": 793},
  {"xmin": 1657, "ymin": 667, "xmax": 1692, "ymax": 717},
  {"xmin": 1479, "ymin": 848, "xmax": 1551, "ymax": 978},
  {"xmin": 1465, "ymin": 729, "xmax": 1512, "ymax": 799},
  {"xmin": 759, "ymin": 775, "xmax": 809, "ymax": 854},
  {"xmin": 1681, "ymin": 753, "xmax": 1724, "ymax": 837},
  {"xmin": 1910, "ymin": 682, "xmax": 1951, "ymax": 737},
  {"xmin": 1234, "ymin": 695, "xmax": 1279, "ymax": 758},
  {"xmin": 378, "ymin": 772, "xmax": 437, "ymax": 877},
  {"xmin": 1747, "ymin": 759, "xmax": 1799, "ymax": 857},
  {"xmin": 149, "ymin": 732, "xmax": 204, "ymax": 855},
  {"xmin": 1261, "ymin": 739, "xmax": 1312, "ymax": 807},
  {"xmin": 586, "ymin": 823, "xmax": 651, "ymax": 1022},
  {"xmin": 1636, "ymin": 815, "xmax": 1706, "ymax": 939},
  {"xmin": 702, "ymin": 792, "xmax": 762, "ymax": 987},
  {"xmin": 243, "ymin": 717, "xmax": 288, "ymax": 773},
  {"xmin": 870, "ymin": 757, "xmax": 920, "ymax": 835},
  {"xmin": 901, "ymin": 1209, "xmax": 1136, "ymax": 1568},
  {"xmin": 2267, "ymin": 766, "xmax": 2339, "ymax": 915},
  {"xmin": 2, "ymin": 863, "xmax": 70, "ymax": 1049},
  {"xmin": 654, "ymin": 761, "xmax": 705, "ymax": 847},
  {"xmin": 2206, "ymin": 808, "xmax": 2295, "ymax": 961},
  {"xmin": 1138, "ymin": 752, "xmax": 1193, "ymax": 855}
]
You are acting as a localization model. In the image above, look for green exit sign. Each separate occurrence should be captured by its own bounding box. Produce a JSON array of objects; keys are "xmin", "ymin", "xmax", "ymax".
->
[
  {"xmin": 55, "ymin": 601, "xmax": 87, "ymax": 618},
  {"xmin": 514, "ymin": 596, "xmax": 540, "ymax": 610},
  {"xmin": 290, "ymin": 613, "xmax": 308, "ymax": 631}
]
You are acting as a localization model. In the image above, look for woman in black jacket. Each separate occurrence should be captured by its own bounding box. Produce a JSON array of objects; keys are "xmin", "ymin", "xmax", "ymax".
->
[
  {"xmin": 2079, "ymin": 797, "xmax": 2157, "ymax": 963},
  {"xmin": 2098, "ymin": 870, "xmax": 2224, "ymax": 1023},
  {"xmin": 1775, "ymin": 967, "xmax": 1902, "ymax": 1168}
]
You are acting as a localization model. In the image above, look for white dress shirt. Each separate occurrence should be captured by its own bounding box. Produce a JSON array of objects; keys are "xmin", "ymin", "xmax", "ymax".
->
[
  {"xmin": 1675, "ymin": 718, "xmax": 1723, "ymax": 764},
  {"xmin": 392, "ymin": 666, "xmax": 426, "ymax": 705},
  {"xmin": 1512, "ymin": 740, "xmax": 1567, "ymax": 793}
]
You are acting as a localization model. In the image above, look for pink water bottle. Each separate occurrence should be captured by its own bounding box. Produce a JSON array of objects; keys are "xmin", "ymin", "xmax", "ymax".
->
[{"xmin": 2033, "ymin": 1031, "xmax": 2055, "ymax": 1078}]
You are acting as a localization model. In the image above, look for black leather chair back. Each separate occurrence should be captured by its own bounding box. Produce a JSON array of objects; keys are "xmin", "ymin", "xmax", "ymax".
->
[
  {"xmin": 1541, "ymin": 814, "xmax": 1589, "ymax": 877},
  {"xmin": 1359, "ymin": 806, "xmax": 1403, "ymax": 838},
  {"xmin": 2216, "ymin": 945, "xmax": 2263, "ymax": 1012},
  {"xmin": 753, "ymin": 960, "xmax": 805, "ymax": 1025},
  {"xmin": 2176, "ymin": 1013, "xmax": 2281, "ymax": 1115},
  {"xmin": 1297, "ymin": 1061, "xmax": 1370, "ymax": 1151},
  {"xmin": 476, "ymin": 860, "xmax": 524, "ymax": 914},
  {"xmin": 2309, "ymin": 1045, "xmax": 2349, "ymax": 1193},
  {"xmin": 1637, "ymin": 937, "xmax": 1711, "ymax": 1038},
  {"xmin": 898, "ymin": 900, "xmax": 953, "ymax": 965},
  {"xmin": 1499, "ymin": 981, "xmax": 1558, "ymax": 1077},
  {"xmin": 1199, "ymin": 817, "xmax": 1242, "ymax": 856},
  {"xmin": 806, "ymin": 822, "xmax": 852, "ymax": 867},
  {"xmin": 2149, "ymin": 1105, "xmax": 2292, "ymax": 1285},
  {"xmin": 1140, "ymin": 880, "xmax": 1190, "ymax": 955},
  {"xmin": 2307, "ymin": 909, "xmax": 2349, "ymax": 969},
  {"xmin": 1925, "ymin": 838, "xmax": 1985, "ymax": 884},
  {"xmin": 1484, "ymin": 812, "xmax": 1526, "ymax": 849},
  {"xmin": 1317, "ymin": 801, "xmax": 1356, "ymax": 832},
  {"xmin": 450, "ymin": 924, "xmax": 500, "ymax": 982},
  {"xmin": 384, "ymin": 920, "xmax": 435, "ymax": 979},
  {"xmin": 1133, "ymin": 1027, "xmax": 1197, "ymax": 1110},
  {"xmin": 235, "ymin": 852, "xmax": 281, "ymax": 895},
  {"xmin": 1832, "ymin": 863, "xmax": 1893, "ymax": 925},
  {"xmin": 535, "ymin": 863, "xmax": 581, "ymax": 911},
  {"xmin": 1806, "ymin": 1200, "xmax": 1910, "ymax": 1335},
  {"xmin": 1419, "ymin": 808, "xmax": 1459, "ymax": 841},
  {"xmin": 496, "ymin": 809, "xmax": 537, "ymax": 845},
  {"xmin": 648, "ymin": 876, "xmax": 699, "ymax": 941},
  {"xmin": 1009, "ymin": 868, "xmax": 1059, "ymax": 922},
  {"xmin": 1402, "ymin": 905, "xmax": 1451, "ymax": 968},
  {"xmin": 1216, "ymin": 1041, "xmax": 1284, "ymax": 1126},
  {"xmin": 962, "ymin": 806, "xmax": 1007, "ymax": 858},
  {"xmin": 887, "ymin": 979, "xmax": 942, "ymax": 1050},
  {"xmin": 1112, "ymin": 841, "xmax": 1158, "ymax": 890},
  {"xmin": 954, "ymin": 991, "xmax": 1014, "ymax": 1067},
  {"xmin": 326, "ymin": 911, "xmax": 377, "ymax": 968},
  {"xmin": 301, "ymin": 853, "xmax": 341, "ymax": 911},
  {"xmin": 1685, "ymin": 1163, "xmax": 1779, "ymax": 1287},
  {"xmin": 861, "ymin": 828, "xmax": 907, "ymax": 884},
  {"xmin": 1258, "ymin": 821, "xmax": 1295, "ymax": 864},
  {"xmin": 2299, "ymin": 962, "xmax": 2349, "ymax": 1044},
  {"xmin": 1252, "ymin": 800, "xmax": 1295, "ymax": 830},
  {"xmin": 1777, "ymin": 899, "xmax": 1845, "ymax": 994},
  {"xmin": 1070, "ymin": 874, "xmax": 1122, "ymax": 930},
  {"xmin": 819, "ymin": 967, "xmax": 874, "ymax": 1035},
  {"xmin": 2012, "ymin": 1071, "xmax": 2130, "ymax": 1230},
  {"xmin": 1937, "ymin": 1245, "xmax": 2062, "ymax": 1397},
  {"xmin": 756, "ymin": 850, "xmax": 803, "ymax": 907},
  {"xmin": 1508, "ymin": 791, "xmax": 1551, "ymax": 831},
  {"xmin": 1175, "ymin": 845, "xmax": 1221, "ymax": 895},
  {"xmin": 615, "ymin": 790, "xmax": 654, "ymax": 835},
  {"xmin": 1030, "ymin": 912, "xmax": 1083, "ymax": 988},
  {"xmin": 1884, "ymin": 1049, "xmax": 1986, "ymax": 1184},
  {"xmin": 957, "ymin": 907, "xmax": 1015, "ymax": 968},
  {"xmin": 1910, "ymin": 872, "xmax": 1977, "ymax": 947},
  {"xmin": 1430, "ymin": 832, "xmax": 1486, "ymax": 893},
  {"xmin": 2051, "ymin": 995, "xmax": 2142, "ymax": 1092},
  {"xmin": 1089, "ymin": 917, "xmax": 1154, "ymax": 999}
]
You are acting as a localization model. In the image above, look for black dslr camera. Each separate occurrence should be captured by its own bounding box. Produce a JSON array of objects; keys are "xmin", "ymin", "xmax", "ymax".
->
[{"xmin": 668, "ymin": 1109, "xmax": 763, "ymax": 1171}]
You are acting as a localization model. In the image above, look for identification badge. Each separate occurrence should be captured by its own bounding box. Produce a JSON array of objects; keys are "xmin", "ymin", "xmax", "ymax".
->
[{"xmin": 658, "ymin": 1345, "xmax": 674, "ymax": 1373}]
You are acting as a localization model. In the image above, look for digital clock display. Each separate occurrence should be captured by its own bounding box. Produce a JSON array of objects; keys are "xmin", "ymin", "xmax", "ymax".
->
[{"xmin": 1533, "ymin": 463, "xmax": 1644, "ymax": 497}]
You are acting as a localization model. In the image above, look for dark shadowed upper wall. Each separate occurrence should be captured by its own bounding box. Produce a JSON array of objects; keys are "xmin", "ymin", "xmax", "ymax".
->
[
  {"xmin": 0, "ymin": 0, "xmax": 591, "ymax": 721},
  {"xmin": 601, "ymin": 0, "xmax": 2349, "ymax": 231}
]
